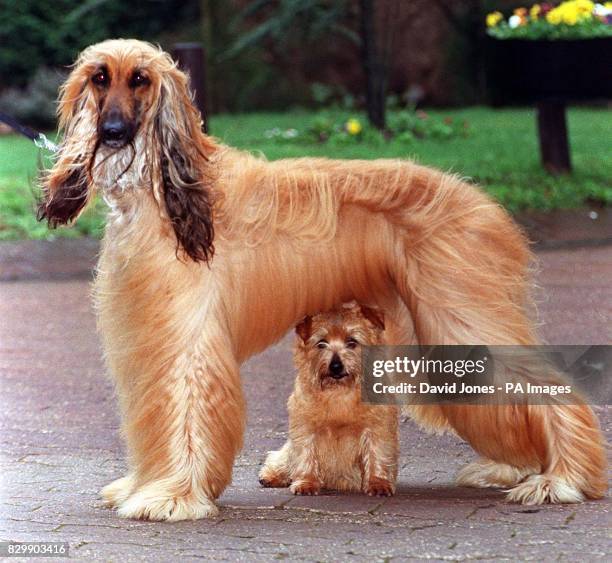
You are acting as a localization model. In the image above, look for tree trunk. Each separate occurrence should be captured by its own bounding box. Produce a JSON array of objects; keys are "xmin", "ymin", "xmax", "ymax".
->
[{"xmin": 359, "ymin": 0, "xmax": 386, "ymax": 130}]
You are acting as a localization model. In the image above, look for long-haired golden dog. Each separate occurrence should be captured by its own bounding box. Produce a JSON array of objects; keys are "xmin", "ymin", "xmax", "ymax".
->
[{"xmin": 38, "ymin": 39, "xmax": 606, "ymax": 521}]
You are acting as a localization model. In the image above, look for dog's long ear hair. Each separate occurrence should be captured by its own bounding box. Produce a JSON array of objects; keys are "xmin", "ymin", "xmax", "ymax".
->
[
  {"xmin": 153, "ymin": 63, "xmax": 217, "ymax": 263},
  {"xmin": 38, "ymin": 58, "xmax": 98, "ymax": 227}
]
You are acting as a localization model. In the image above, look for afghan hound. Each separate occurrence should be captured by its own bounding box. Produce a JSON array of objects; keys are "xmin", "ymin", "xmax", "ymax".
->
[{"xmin": 38, "ymin": 39, "xmax": 606, "ymax": 521}]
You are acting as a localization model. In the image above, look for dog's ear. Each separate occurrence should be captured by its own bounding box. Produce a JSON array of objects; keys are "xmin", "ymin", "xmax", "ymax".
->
[
  {"xmin": 359, "ymin": 305, "xmax": 385, "ymax": 331},
  {"xmin": 295, "ymin": 316, "xmax": 313, "ymax": 343},
  {"xmin": 156, "ymin": 64, "xmax": 217, "ymax": 264},
  {"xmin": 38, "ymin": 63, "xmax": 95, "ymax": 227},
  {"xmin": 38, "ymin": 165, "xmax": 91, "ymax": 227}
]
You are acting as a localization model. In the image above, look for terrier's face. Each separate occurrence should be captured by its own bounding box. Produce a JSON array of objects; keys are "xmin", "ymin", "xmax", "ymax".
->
[{"xmin": 294, "ymin": 303, "xmax": 385, "ymax": 391}]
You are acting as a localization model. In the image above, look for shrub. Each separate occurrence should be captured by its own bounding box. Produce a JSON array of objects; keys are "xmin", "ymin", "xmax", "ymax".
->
[
  {"xmin": 0, "ymin": 67, "xmax": 66, "ymax": 129},
  {"xmin": 262, "ymin": 110, "xmax": 470, "ymax": 146}
]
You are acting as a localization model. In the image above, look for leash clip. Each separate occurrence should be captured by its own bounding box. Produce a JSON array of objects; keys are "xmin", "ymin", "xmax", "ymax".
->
[{"xmin": 34, "ymin": 133, "xmax": 59, "ymax": 153}]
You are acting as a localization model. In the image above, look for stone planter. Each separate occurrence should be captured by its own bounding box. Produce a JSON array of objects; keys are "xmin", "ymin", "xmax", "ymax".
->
[
  {"xmin": 486, "ymin": 36, "xmax": 612, "ymax": 104},
  {"xmin": 486, "ymin": 36, "xmax": 612, "ymax": 174}
]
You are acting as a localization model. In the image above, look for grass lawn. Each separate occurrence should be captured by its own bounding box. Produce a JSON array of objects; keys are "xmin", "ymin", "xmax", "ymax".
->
[{"xmin": 1, "ymin": 107, "xmax": 610, "ymax": 240}]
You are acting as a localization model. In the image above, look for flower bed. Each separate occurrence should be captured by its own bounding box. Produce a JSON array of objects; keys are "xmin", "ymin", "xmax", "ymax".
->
[
  {"xmin": 263, "ymin": 111, "xmax": 470, "ymax": 146},
  {"xmin": 487, "ymin": 1, "xmax": 612, "ymax": 40},
  {"xmin": 485, "ymin": 2, "xmax": 612, "ymax": 104}
]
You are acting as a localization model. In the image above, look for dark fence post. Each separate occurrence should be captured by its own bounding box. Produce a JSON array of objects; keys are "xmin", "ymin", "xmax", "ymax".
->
[
  {"xmin": 172, "ymin": 42, "xmax": 208, "ymax": 133},
  {"xmin": 536, "ymin": 99, "xmax": 571, "ymax": 175}
]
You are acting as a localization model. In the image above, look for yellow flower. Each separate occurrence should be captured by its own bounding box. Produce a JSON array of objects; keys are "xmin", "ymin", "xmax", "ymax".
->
[
  {"xmin": 486, "ymin": 11, "xmax": 503, "ymax": 27},
  {"xmin": 546, "ymin": 9, "xmax": 562, "ymax": 24},
  {"xmin": 346, "ymin": 118, "xmax": 362, "ymax": 136},
  {"xmin": 605, "ymin": 2, "xmax": 612, "ymax": 9},
  {"xmin": 574, "ymin": 0, "xmax": 594, "ymax": 11},
  {"xmin": 563, "ymin": 10, "xmax": 579, "ymax": 24},
  {"xmin": 530, "ymin": 4, "xmax": 541, "ymax": 18}
]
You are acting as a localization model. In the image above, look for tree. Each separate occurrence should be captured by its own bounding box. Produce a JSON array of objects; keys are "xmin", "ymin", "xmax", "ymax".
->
[
  {"xmin": 225, "ymin": 0, "xmax": 400, "ymax": 130},
  {"xmin": 431, "ymin": 0, "xmax": 488, "ymax": 102},
  {"xmin": 359, "ymin": 0, "xmax": 384, "ymax": 129}
]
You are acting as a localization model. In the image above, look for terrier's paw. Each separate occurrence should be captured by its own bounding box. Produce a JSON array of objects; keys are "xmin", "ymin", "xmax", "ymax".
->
[
  {"xmin": 290, "ymin": 480, "xmax": 321, "ymax": 496},
  {"xmin": 365, "ymin": 478, "xmax": 395, "ymax": 497},
  {"xmin": 100, "ymin": 473, "xmax": 136, "ymax": 508},
  {"xmin": 259, "ymin": 466, "xmax": 290, "ymax": 488},
  {"xmin": 116, "ymin": 485, "xmax": 219, "ymax": 521},
  {"xmin": 506, "ymin": 474, "xmax": 583, "ymax": 505}
]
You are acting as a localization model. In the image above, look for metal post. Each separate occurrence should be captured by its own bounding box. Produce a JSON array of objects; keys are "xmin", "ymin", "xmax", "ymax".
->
[{"xmin": 172, "ymin": 42, "xmax": 208, "ymax": 133}]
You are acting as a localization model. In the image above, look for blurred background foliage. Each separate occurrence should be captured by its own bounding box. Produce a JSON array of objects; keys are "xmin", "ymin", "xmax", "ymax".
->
[
  {"xmin": 0, "ymin": 0, "xmax": 610, "ymax": 235},
  {"xmin": 0, "ymin": 0, "xmax": 528, "ymax": 127}
]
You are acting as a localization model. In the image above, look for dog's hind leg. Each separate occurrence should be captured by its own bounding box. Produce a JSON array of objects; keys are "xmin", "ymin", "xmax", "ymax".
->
[
  {"xmin": 392, "ymin": 191, "xmax": 607, "ymax": 504},
  {"xmin": 456, "ymin": 458, "xmax": 535, "ymax": 489},
  {"xmin": 450, "ymin": 402, "xmax": 606, "ymax": 504},
  {"xmin": 100, "ymin": 472, "xmax": 136, "ymax": 508},
  {"xmin": 503, "ymin": 403, "xmax": 607, "ymax": 504}
]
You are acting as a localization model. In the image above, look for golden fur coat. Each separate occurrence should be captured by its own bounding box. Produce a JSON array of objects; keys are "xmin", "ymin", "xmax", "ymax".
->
[{"xmin": 37, "ymin": 39, "xmax": 607, "ymax": 521}]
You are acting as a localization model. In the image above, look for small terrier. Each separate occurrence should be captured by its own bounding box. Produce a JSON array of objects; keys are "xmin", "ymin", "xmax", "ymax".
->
[{"xmin": 259, "ymin": 303, "xmax": 399, "ymax": 497}]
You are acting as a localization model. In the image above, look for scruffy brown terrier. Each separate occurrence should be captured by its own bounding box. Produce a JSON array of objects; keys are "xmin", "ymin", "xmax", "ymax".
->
[{"xmin": 259, "ymin": 303, "xmax": 399, "ymax": 497}]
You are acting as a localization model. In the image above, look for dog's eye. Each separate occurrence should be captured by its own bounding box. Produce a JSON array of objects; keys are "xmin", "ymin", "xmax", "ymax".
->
[
  {"xmin": 346, "ymin": 338, "xmax": 359, "ymax": 349},
  {"xmin": 129, "ymin": 71, "xmax": 149, "ymax": 88},
  {"xmin": 92, "ymin": 71, "xmax": 108, "ymax": 86},
  {"xmin": 316, "ymin": 340, "xmax": 328, "ymax": 349}
]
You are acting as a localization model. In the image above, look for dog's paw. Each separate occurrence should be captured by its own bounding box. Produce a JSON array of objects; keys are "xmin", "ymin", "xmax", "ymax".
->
[
  {"xmin": 365, "ymin": 478, "xmax": 395, "ymax": 497},
  {"xmin": 100, "ymin": 473, "xmax": 136, "ymax": 508},
  {"xmin": 505, "ymin": 474, "xmax": 583, "ymax": 505},
  {"xmin": 457, "ymin": 459, "xmax": 535, "ymax": 489},
  {"xmin": 290, "ymin": 480, "xmax": 321, "ymax": 496},
  {"xmin": 259, "ymin": 466, "xmax": 290, "ymax": 488},
  {"xmin": 116, "ymin": 486, "xmax": 219, "ymax": 521}
]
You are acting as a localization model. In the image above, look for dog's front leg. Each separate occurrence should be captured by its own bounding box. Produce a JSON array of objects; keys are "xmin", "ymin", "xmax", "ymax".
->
[
  {"xmin": 360, "ymin": 425, "xmax": 398, "ymax": 497},
  {"xmin": 287, "ymin": 437, "xmax": 322, "ymax": 496},
  {"xmin": 259, "ymin": 440, "xmax": 293, "ymax": 488},
  {"xmin": 105, "ymin": 331, "xmax": 245, "ymax": 521}
]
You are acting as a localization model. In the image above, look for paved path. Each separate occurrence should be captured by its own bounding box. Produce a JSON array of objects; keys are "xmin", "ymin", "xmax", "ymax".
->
[{"xmin": 0, "ymin": 241, "xmax": 610, "ymax": 561}]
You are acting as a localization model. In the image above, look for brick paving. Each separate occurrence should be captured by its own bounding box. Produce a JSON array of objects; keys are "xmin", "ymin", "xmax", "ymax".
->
[{"xmin": 0, "ymin": 241, "xmax": 610, "ymax": 561}]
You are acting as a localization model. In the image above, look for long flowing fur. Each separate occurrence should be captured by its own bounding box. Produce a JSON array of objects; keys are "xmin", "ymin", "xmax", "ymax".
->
[{"xmin": 40, "ymin": 39, "xmax": 607, "ymax": 521}]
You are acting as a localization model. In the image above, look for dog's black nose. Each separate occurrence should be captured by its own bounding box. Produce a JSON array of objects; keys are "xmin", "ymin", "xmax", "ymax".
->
[
  {"xmin": 101, "ymin": 116, "xmax": 129, "ymax": 146},
  {"xmin": 329, "ymin": 355, "xmax": 345, "ymax": 378}
]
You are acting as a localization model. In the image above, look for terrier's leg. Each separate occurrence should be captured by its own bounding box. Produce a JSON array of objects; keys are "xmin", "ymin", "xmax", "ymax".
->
[
  {"xmin": 360, "ymin": 409, "xmax": 399, "ymax": 497},
  {"xmin": 288, "ymin": 437, "xmax": 322, "ymax": 496},
  {"xmin": 259, "ymin": 441, "xmax": 293, "ymax": 488}
]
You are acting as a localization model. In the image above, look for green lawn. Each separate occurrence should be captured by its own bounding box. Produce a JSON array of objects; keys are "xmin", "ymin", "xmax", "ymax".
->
[{"xmin": 1, "ymin": 107, "xmax": 610, "ymax": 240}]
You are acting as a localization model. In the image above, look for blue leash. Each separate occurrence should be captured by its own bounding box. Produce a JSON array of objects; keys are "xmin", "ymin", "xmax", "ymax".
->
[{"xmin": 0, "ymin": 111, "xmax": 58, "ymax": 152}]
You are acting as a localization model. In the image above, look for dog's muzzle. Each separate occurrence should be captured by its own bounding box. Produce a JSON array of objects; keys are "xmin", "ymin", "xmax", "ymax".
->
[
  {"xmin": 100, "ymin": 112, "xmax": 133, "ymax": 148},
  {"xmin": 328, "ymin": 355, "xmax": 347, "ymax": 380}
]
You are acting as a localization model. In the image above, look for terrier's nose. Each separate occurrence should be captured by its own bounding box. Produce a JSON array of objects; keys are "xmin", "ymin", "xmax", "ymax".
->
[{"xmin": 329, "ymin": 355, "xmax": 345, "ymax": 378}]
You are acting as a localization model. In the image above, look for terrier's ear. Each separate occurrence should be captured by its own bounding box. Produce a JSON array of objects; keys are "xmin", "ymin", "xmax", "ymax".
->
[
  {"xmin": 359, "ymin": 305, "xmax": 385, "ymax": 331},
  {"xmin": 295, "ymin": 316, "xmax": 313, "ymax": 343}
]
